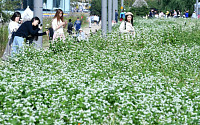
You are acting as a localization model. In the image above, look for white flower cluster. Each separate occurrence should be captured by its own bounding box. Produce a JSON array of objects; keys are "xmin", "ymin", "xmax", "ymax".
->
[{"xmin": 0, "ymin": 18, "xmax": 199, "ymax": 124}]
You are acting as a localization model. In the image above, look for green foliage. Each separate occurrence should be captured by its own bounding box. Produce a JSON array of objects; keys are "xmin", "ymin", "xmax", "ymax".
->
[
  {"xmin": 3, "ymin": 0, "xmax": 21, "ymax": 11},
  {"xmin": 89, "ymin": 0, "xmax": 101, "ymax": 16},
  {"xmin": 0, "ymin": 26, "xmax": 8, "ymax": 57},
  {"xmin": 48, "ymin": 37, "xmax": 76, "ymax": 54},
  {"xmin": 129, "ymin": 6, "xmax": 149, "ymax": 16},
  {"xmin": 161, "ymin": 25, "xmax": 200, "ymax": 46},
  {"xmin": 147, "ymin": 0, "xmax": 162, "ymax": 10},
  {"xmin": 124, "ymin": 0, "xmax": 135, "ymax": 8},
  {"xmin": 1, "ymin": 15, "xmax": 200, "ymax": 125},
  {"xmin": 1, "ymin": 12, "xmax": 12, "ymax": 24},
  {"xmin": 146, "ymin": 0, "xmax": 196, "ymax": 16},
  {"xmin": 0, "ymin": 0, "xmax": 20, "ymax": 23}
]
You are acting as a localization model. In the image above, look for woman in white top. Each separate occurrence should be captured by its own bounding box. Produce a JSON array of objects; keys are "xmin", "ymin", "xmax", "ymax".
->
[
  {"xmin": 119, "ymin": 12, "xmax": 135, "ymax": 37},
  {"xmin": 1, "ymin": 12, "xmax": 21, "ymax": 61},
  {"xmin": 52, "ymin": 9, "xmax": 67, "ymax": 41}
]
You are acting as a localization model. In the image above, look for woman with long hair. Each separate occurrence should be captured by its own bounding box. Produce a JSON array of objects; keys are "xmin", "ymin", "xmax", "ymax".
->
[
  {"xmin": 1, "ymin": 12, "xmax": 22, "ymax": 60},
  {"xmin": 119, "ymin": 12, "xmax": 135, "ymax": 37},
  {"xmin": 52, "ymin": 9, "xmax": 67, "ymax": 41},
  {"xmin": 11, "ymin": 17, "xmax": 48, "ymax": 57}
]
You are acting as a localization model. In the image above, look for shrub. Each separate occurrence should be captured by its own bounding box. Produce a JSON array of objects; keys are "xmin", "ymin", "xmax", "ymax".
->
[
  {"xmin": 0, "ymin": 26, "xmax": 8, "ymax": 57},
  {"xmin": 129, "ymin": 6, "xmax": 149, "ymax": 17}
]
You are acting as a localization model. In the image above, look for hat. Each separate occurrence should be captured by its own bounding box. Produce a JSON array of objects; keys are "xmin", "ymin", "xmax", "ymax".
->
[
  {"xmin": 125, "ymin": 12, "xmax": 133, "ymax": 16},
  {"xmin": 79, "ymin": 28, "xmax": 83, "ymax": 31}
]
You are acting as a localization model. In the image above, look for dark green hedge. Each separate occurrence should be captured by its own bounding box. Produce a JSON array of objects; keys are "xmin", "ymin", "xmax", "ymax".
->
[{"xmin": 129, "ymin": 6, "xmax": 149, "ymax": 17}]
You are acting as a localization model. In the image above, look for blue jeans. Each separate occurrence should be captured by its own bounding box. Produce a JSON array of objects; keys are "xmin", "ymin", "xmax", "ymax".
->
[
  {"xmin": 11, "ymin": 36, "xmax": 24, "ymax": 57},
  {"xmin": 75, "ymin": 30, "xmax": 79, "ymax": 37}
]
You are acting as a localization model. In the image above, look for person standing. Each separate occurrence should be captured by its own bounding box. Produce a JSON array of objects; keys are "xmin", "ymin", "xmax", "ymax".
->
[
  {"xmin": 173, "ymin": 10, "xmax": 177, "ymax": 18},
  {"xmin": 1, "ymin": 12, "xmax": 22, "ymax": 60},
  {"xmin": 177, "ymin": 10, "xmax": 180, "ymax": 18},
  {"xmin": 11, "ymin": 17, "xmax": 48, "ymax": 57},
  {"xmin": 52, "ymin": 9, "xmax": 67, "ymax": 41},
  {"xmin": 185, "ymin": 11, "xmax": 189, "ymax": 18},
  {"xmin": 74, "ymin": 17, "xmax": 82, "ymax": 36},
  {"xmin": 119, "ymin": 12, "xmax": 135, "ymax": 37},
  {"xmin": 88, "ymin": 16, "xmax": 91, "ymax": 28},
  {"xmin": 93, "ymin": 15, "xmax": 98, "ymax": 25},
  {"xmin": 166, "ymin": 11, "xmax": 170, "ymax": 18},
  {"xmin": 67, "ymin": 19, "xmax": 73, "ymax": 35},
  {"xmin": 115, "ymin": 10, "xmax": 118, "ymax": 23},
  {"xmin": 149, "ymin": 10, "xmax": 153, "ymax": 18},
  {"xmin": 120, "ymin": 10, "xmax": 125, "ymax": 21}
]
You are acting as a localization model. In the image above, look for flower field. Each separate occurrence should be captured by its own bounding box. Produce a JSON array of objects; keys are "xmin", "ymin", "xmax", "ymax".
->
[{"xmin": 0, "ymin": 18, "xmax": 200, "ymax": 124}]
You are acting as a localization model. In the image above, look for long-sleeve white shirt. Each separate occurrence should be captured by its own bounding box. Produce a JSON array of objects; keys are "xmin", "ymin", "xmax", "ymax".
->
[
  {"xmin": 8, "ymin": 21, "xmax": 20, "ymax": 39},
  {"xmin": 119, "ymin": 21, "xmax": 135, "ymax": 37},
  {"xmin": 52, "ymin": 18, "xmax": 64, "ymax": 34}
]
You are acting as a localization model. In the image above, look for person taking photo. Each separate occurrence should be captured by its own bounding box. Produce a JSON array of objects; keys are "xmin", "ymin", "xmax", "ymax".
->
[{"xmin": 11, "ymin": 17, "xmax": 48, "ymax": 57}]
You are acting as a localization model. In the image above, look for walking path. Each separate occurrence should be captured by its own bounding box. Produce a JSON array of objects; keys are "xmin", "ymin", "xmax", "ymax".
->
[{"xmin": 82, "ymin": 23, "xmax": 101, "ymax": 36}]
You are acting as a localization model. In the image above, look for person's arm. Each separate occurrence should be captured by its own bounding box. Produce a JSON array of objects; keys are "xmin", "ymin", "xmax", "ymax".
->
[
  {"xmin": 35, "ymin": 24, "xmax": 48, "ymax": 36},
  {"xmin": 63, "ymin": 20, "xmax": 67, "ymax": 28},
  {"xmin": 52, "ymin": 19, "xmax": 65, "ymax": 31},
  {"xmin": 34, "ymin": 31, "xmax": 47, "ymax": 36},
  {"xmin": 28, "ymin": 22, "xmax": 40, "ymax": 35}
]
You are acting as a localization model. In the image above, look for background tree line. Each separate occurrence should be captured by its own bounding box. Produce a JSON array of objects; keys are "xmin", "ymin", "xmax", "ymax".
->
[
  {"xmin": 0, "ymin": 0, "xmax": 20, "ymax": 23},
  {"xmin": 90, "ymin": 0, "xmax": 197, "ymax": 17}
]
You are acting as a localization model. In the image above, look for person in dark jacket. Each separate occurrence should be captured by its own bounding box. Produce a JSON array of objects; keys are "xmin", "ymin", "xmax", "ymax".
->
[
  {"xmin": 115, "ymin": 10, "xmax": 118, "ymax": 23},
  {"xmin": 11, "ymin": 16, "xmax": 48, "ymax": 56},
  {"xmin": 67, "ymin": 19, "xmax": 73, "ymax": 35}
]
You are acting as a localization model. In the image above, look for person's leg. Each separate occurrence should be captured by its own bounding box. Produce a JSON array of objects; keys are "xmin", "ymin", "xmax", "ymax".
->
[
  {"xmin": 89, "ymin": 21, "xmax": 91, "ymax": 28},
  {"xmin": 11, "ymin": 37, "xmax": 18, "ymax": 57},
  {"xmin": 18, "ymin": 37, "xmax": 24, "ymax": 53},
  {"xmin": 1, "ymin": 40, "xmax": 11, "ymax": 60},
  {"xmin": 11, "ymin": 36, "xmax": 24, "ymax": 57},
  {"xmin": 53, "ymin": 33, "xmax": 58, "ymax": 42},
  {"xmin": 61, "ymin": 33, "xmax": 65, "ymax": 42},
  {"xmin": 76, "ymin": 30, "xmax": 79, "ymax": 37}
]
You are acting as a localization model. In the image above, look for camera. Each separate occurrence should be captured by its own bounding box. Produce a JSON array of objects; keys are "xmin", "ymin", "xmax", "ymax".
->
[{"xmin": 18, "ymin": 19, "xmax": 22, "ymax": 24}]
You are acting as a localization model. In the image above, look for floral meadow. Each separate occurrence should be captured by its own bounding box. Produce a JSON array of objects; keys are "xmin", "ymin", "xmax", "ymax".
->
[{"xmin": 0, "ymin": 18, "xmax": 200, "ymax": 124}]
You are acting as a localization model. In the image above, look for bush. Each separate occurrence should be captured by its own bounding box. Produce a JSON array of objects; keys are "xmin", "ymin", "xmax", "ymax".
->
[
  {"xmin": 1, "ymin": 12, "xmax": 11, "ymax": 23},
  {"xmin": 0, "ymin": 26, "xmax": 8, "ymax": 57},
  {"xmin": 129, "ymin": 6, "xmax": 149, "ymax": 17}
]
